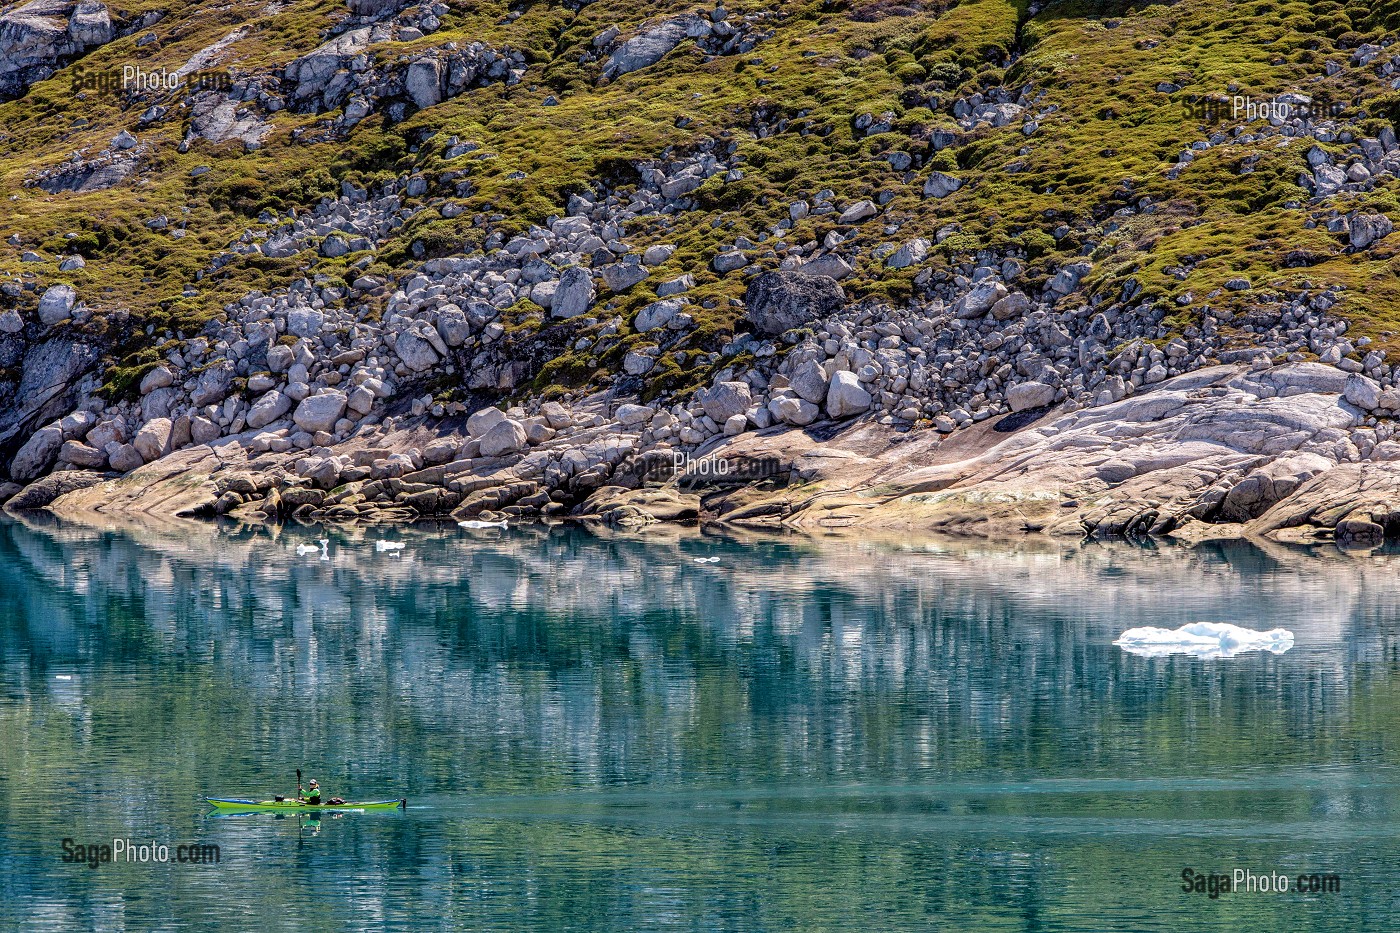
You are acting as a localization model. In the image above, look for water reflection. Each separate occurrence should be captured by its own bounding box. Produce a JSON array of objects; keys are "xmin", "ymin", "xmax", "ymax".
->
[{"xmin": 2, "ymin": 515, "xmax": 1400, "ymax": 931}]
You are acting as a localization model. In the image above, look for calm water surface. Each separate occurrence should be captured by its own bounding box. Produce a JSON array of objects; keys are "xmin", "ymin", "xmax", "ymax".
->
[{"xmin": 2, "ymin": 515, "xmax": 1400, "ymax": 931}]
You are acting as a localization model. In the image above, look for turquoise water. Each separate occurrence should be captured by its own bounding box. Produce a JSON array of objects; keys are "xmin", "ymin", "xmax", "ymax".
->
[{"xmin": 2, "ymin": 516, "xmax": 1400, "ymax": 930}]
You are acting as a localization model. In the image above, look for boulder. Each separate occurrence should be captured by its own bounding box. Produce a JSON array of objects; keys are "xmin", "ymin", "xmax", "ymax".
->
[
  {"xmin": 600, "ymin": 262, "xmax": 648, "ymax": 292},
  {"xmin": 395, "ymin": 329, "xmax": 440, "ymax": 372},
  {"xmin": 642, "ymin": 244, "xmax": 675, "ymax": 265},
  {"xmin": 286, "ymin": 307, "xmax": 325, "ymax": 338},
  {"xmin": 189, "ymin": 361, "xmax": 234, "ymax": 406},
  {"xmin": 59, "ymin": 439, "xmax": 106, "ymax": 468},
  {"xmin": 436, "ymin": 305, "xmax": 471, "ymax": 346},
  {"xmin": 1007, "ymin": 381, "xmax": 1056, "ymax": 412},
  {"xmin": 405, "ymin": 57, "xmax": 443, "ymax": 109},
  {"xmin": 634, "ymin": 297, "xmax": 686, "ymax": 332},
  {"xmin": 799, "ymin": 254, "xmax": 854, "ymax": 280},
  {"xmin": 139, "ymin": 365, "xmax": 174, "ymax": 395},
  {"xmin": 477, "ymin": 418, "xmax": 527, "ymax": 457},
  {"xmin": 267, "ymin": 344, "xmax": 295, "ymax": 372},
  {"xmin": 789, "ymin": 358, "xmax": 830, "ymax": 404},
  {"xmin": 1344, "ymin": 373, "xmax": 1381, "ymax": 411},
  {"xmin": 106, "ymin": 442, "xmax": 143, "ymax": 473},
  {"xmin": 247, "ymin": 389, "xmax": 292, "ymax": 429},
  {"xmin": 712, "ymin": 251, "xmax": 749, "ymax": 273},
  {"xmin": 467, "ymin": 406, "xmax": 507, "ymax": 437},
  {"xmin": 347, "ymin": 385, "xmax": 375, "ymax": 415},
  {"xmin": 768, "ymin": 395, "xmax": 819, "ymax": 426},
  {"xmin": 1047, "ymin": 261, "xmax": 1093, "ymax": 295},
  {"xmin": 825, "ymin": 371, "xmax": 871, "ymax": 419},
  {"xmin": 58, "ymin": 410, "xmax": 96, "ymax": 439},
  {"xmin": 954, "ymin": 280, "xmax": 1008, "ymax": 318},
  {"xmin": 744, "ymin": 271, "xmax": 844, "ymax": 335},
  {"xmin": 700, "ymin": 381, "xmax": 752, "ymax": 424},
  {"xmin": 9, "ymin": 424, "xmax": 63, "ymax": 481},
  {"xmin": 837, "ymin": 200, "xmax": 877, "ymax": 224},
  {"xmin": 133, "ymin": 417, "xmax": 172, "ymax": 462},
  {"xmin": 1350, "ymin": 212, "xmax": 1394, "ymax": 250},
  {"xmin": 541, "ymin": 401, "xmax": 573, "ymax": 429},
  {"xmin": 615, "ymin": 403, "xmax": 655, "ymax": 427},
  {"xmin": 552, "ymin": 266, "xmax": 595, "ymax": 318},
  {"xmin": 67, "ymin": 1, "xmax": 113, "ymax": 47},
  {"xmin": 37, "ymin": 284, "xmax": 76, "ymax": 325},
  {"xmin": 292, "ymin": 390, "xmax": 348, "ymax": 433},
  {"xmin": 85, "ymin": 417, "xmax": 125, "ymax": 450},
  {"xmin": 989, "ymin": 291, "xmax": 1031, "ymax": 321},
  {"xmin": 190, "ymin": 416, "xmax": 221, "ymax": 444},
  {"xmin": 923, "ymin": 171, "xmax": 963, "ymax": 198},
  {"xmin": 885, "ymin": 239, "xmax": 929, "ymax": 269}
]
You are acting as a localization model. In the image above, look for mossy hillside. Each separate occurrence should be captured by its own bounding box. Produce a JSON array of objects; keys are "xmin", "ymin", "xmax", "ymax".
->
[{"xmin": 2, "ymin": 0, "xmax": 1399, "ymax": 406}]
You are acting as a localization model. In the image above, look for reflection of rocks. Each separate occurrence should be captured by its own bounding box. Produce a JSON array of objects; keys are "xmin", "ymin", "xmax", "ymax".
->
[{"xmin": 0, "ymin": 516, "xmax": 1384, "ymax": 758}]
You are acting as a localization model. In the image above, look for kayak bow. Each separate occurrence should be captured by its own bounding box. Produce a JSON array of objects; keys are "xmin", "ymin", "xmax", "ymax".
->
[{"xmin": 207, "ymin": 797, "xmax": 406, "ymax": 811}]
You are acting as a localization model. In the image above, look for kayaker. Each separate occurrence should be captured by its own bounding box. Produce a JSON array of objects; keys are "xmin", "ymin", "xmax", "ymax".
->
[{"xmin": 301, "ymin": 779, "xmax": 322, "ymax": 805}]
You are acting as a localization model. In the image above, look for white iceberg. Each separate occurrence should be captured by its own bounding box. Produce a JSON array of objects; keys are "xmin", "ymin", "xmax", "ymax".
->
[{"xmin": 1114, "ymin": 622, "xmax": 1295, "ymax": 659}]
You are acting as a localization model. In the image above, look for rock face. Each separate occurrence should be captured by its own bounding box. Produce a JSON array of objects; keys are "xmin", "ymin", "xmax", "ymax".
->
[
  {"xmin": 4, "ymin": 470, "xmax": 105, "ymax": 511},
  {"xmin": 744, "ymin": 271, "xmax": 845, "ymax": 335},
  {"xmin": 601, "ymin": 14, "xmax": 711, "ymax": 80},
  {"xmin": 690, "ymin": 361, "xmax": 1388, "ymax": 542},
  {"xmin": 0, "ymin": 0, "xmax": 115, "ymax": 101}
]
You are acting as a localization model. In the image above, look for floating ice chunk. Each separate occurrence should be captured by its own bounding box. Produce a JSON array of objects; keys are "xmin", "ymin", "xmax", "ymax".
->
[
  {"xmin": 458, "ymin": 520, "xmax": 508, "ymax": 530},
  {"xmin": 1114, "ymin": 622, "xmax": 1294, "ymax": 659},
  {"xmin": 692, "ymin": 557, "xmax": 720, "ymax": 563},
  {"xmin": 375, "ymin": 541, "xmax": 405, "ymax": 552}
]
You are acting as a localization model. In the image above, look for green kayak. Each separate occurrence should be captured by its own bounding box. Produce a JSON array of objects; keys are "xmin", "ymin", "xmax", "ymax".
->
[{"xmin": 207, "ymin": 797, "xmax": 406, "ymax": 811}]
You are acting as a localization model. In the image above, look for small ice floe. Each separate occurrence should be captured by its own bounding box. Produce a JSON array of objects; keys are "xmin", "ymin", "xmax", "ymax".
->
[
  {"xmin": 692, "ymin": 557, "xmax": 720, "ymax": 564},
  {"xmin": 458, "ymin": 519, "xmax": 508, "ymax": 530},
  {"xmin": 296, "ymin": 539, "xmax": 329, "ymax": 559},
  {"xmin": 55, "ymin": 674, "xmax": 72, "ymax": 681},
  {"xmin": 1114, "ymin": 622, "xmax": 1295, "ymax": 659},
  {"xmin": 375, "ymin": 541, "xmax": 406, "ymax": 553}
]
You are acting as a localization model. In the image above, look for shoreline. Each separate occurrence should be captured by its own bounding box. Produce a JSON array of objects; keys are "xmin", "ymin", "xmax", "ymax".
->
[{"xmin": 9, "ymin": 358, "xmax": 1400, "ymax": 553}]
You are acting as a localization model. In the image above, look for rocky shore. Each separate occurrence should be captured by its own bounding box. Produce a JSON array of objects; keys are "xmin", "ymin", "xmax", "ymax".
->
[{"xmin": 6, "ymin": 355, "xmax": 1399, "ymax": 553}]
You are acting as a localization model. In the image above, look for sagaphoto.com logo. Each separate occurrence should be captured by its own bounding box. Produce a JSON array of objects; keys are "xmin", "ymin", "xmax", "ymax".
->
[
  {"xmin": 62, "ymin": 837, "xmax": 220, "ymax": 868},
  {"xmin": 70, "ymin": 63, "xmax": 232, "ymax": 97}
]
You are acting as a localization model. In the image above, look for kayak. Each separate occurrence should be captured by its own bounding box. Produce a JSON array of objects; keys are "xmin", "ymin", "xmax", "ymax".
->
[{"xmin": 207, "ymin": 797, "xmax": 406, "ymax": 811}]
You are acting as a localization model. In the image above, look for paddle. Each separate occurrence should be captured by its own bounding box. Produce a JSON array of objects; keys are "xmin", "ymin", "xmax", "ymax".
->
[{"xmin": 297, "ymin": 768, "xmax": 303, "ymax": 801}]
